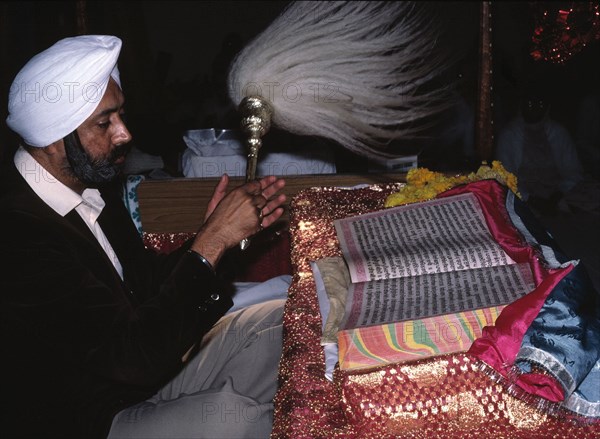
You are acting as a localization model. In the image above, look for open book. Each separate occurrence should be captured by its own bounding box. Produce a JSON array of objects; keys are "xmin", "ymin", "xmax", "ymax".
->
[
  {"xmin": 326, "ymin": 192, "xmax": 535, "ymax": 369},
  {"xmin": 334, "ymin": 192, "xmax": 534, "ymax": 329}
]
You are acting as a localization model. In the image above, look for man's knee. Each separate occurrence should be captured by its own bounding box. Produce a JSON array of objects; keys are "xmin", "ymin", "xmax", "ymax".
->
[
  {"xmin": 226, "ymin": 299, "xmax": 285, "ymax": 345},
  {"xmin": 196, "ymin": 389, "xmax": 274, "ymax": 438}
]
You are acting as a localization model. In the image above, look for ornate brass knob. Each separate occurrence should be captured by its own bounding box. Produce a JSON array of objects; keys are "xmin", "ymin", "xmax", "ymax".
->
[{"xmin": 238, "ymin": 95, "xmax": 273, "ymax": 182}]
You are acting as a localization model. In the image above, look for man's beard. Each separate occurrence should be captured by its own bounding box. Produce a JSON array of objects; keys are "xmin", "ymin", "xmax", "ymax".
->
[{"xmin": 63, "ymin": 130, "xmax": 130, "ymax": 186}]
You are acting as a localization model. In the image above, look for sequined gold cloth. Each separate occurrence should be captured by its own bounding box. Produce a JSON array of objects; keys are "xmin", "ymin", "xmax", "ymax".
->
[{"xmin": 272, "ymin": 183, "xmax": 600, "ymax": 438}]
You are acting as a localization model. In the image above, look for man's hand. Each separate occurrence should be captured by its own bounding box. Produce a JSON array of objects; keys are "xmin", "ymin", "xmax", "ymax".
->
[
  {"xmin": 192, "ymin": 175, "xmax": 287, "ymax": 267},
  {"xmin": 254, "ymin": 175, "xmax": 287, "ymax": 230},
  {"xmin": 204, "ymin": 174, "xmax": 230, "ymax": 221}
]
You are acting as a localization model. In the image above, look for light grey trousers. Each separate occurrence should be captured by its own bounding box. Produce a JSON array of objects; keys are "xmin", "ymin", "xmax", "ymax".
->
[{"xmin": 108, "ymin": 299, "xmax": 285, "ymax": 439}]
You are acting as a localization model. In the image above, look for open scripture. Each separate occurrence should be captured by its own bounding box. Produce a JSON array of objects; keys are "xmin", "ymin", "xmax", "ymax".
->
[{"xmin": 334, "ymin": 192, "xmax": 535, "ymax": 330}]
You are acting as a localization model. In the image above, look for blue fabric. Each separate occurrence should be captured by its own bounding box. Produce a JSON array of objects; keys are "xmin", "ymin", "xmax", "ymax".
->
[
  {"xmin": 227, "ymin": 275, "xmax": 291, "ymax": 315},
  {"xmin": 512, "ymin": 193, "xmax": 600, "ymax": 417},
  {"xmin": 122, "ymin": 175, "xmax": 145, "ymax": 236}
]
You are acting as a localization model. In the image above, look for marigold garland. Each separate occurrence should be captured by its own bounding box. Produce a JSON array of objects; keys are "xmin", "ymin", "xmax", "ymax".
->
[{"xmin": 384, "ymin": 160, "xmax": 520, "ymax": 207}]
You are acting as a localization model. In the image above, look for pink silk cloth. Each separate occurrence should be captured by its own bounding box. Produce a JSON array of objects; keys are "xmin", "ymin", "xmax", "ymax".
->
[{"xmin": 439, "ymin": 180, "xmax": 572, "ymax": 402}]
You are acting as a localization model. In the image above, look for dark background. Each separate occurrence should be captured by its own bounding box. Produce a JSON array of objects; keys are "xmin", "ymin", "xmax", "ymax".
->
[{"xmin": 1, "ymin": 1, "xmax": 598, "ymax": 172}]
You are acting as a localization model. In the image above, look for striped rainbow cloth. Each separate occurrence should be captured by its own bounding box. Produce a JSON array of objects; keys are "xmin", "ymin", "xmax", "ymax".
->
[{"xmin": 338, "ymin": 306, "xmax": 504, "ymax": 370}]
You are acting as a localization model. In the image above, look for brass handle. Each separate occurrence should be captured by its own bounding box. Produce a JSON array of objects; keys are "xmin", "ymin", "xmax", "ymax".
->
[
  {"xmin": 239, "ymin": 95, "xmax": 273, "ymax": 182},
  {"xmin": 238, "ymin": 96, "xmax": 273, "ymax": 250}
]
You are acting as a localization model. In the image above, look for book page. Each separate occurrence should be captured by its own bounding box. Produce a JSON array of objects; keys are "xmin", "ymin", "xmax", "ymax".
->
[
  {"xmin": 334, "ymin": 192, "xmax": 515, "ymax": 283},
  {"xmin": 341, "ymin": 263, "xmax": 534, "ymax": 329}
]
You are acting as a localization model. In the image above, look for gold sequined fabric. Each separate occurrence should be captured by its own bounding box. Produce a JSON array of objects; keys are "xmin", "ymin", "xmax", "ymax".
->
[
  {"xmin": 271, "ymin": 183, "xmax": 600, "ymax": 438},
  {"xmin": 338, "ymin": 353, "xmax": 599, "ymax": 438}
]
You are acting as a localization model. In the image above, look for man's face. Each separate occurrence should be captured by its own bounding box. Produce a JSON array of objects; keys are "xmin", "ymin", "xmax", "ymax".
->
[
  {"xmin": 65, "ymin": 79, "xmax": 132, "ymax": 185},
  {"xmin": 522, "ymin": 95, "xmax": 549, "ymax": 124}
]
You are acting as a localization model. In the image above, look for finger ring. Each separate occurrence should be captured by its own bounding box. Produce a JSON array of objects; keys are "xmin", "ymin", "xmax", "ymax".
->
[{"xmin": 257, "ymin": 206, "xmax": 264, "ymax": 221}]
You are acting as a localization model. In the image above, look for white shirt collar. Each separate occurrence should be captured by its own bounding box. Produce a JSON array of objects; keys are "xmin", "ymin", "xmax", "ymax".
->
[{"xmin": 13, "ymin": 146, "xmax": 104, "ymax": 217}]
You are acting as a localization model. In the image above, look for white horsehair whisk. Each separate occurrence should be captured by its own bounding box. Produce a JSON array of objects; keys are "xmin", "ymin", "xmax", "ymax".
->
[{"xmin": 228, "ymin": 1, "xmax": 452, "ymax": 249}]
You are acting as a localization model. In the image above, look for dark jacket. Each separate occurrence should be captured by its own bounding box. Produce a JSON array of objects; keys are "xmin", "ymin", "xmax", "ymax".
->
[{"xmin": 0, "ymin": 163, "xmax": 233, "ymax": 439}]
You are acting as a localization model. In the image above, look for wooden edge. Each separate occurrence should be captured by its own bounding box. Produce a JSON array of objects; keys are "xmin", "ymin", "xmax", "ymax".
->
[{"xmin": 137, "ymin": 173, "xmax": 406, "ymax": 233}]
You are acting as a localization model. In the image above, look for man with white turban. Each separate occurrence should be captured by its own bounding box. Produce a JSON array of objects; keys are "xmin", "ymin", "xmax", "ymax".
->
[{"xmin": 1, "ymin": 35, "xmax": 288, "ymax": 439}]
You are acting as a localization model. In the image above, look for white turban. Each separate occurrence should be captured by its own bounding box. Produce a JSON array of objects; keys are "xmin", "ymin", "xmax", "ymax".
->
[{"xmin": 6, "ymin": 35, "xmax": 122, "ymax": 147}]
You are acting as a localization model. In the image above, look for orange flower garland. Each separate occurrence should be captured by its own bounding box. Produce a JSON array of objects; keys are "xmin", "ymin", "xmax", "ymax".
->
[{"xmin": 384, "ymin": 161, "xmax": 520, "ymax": 208}]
